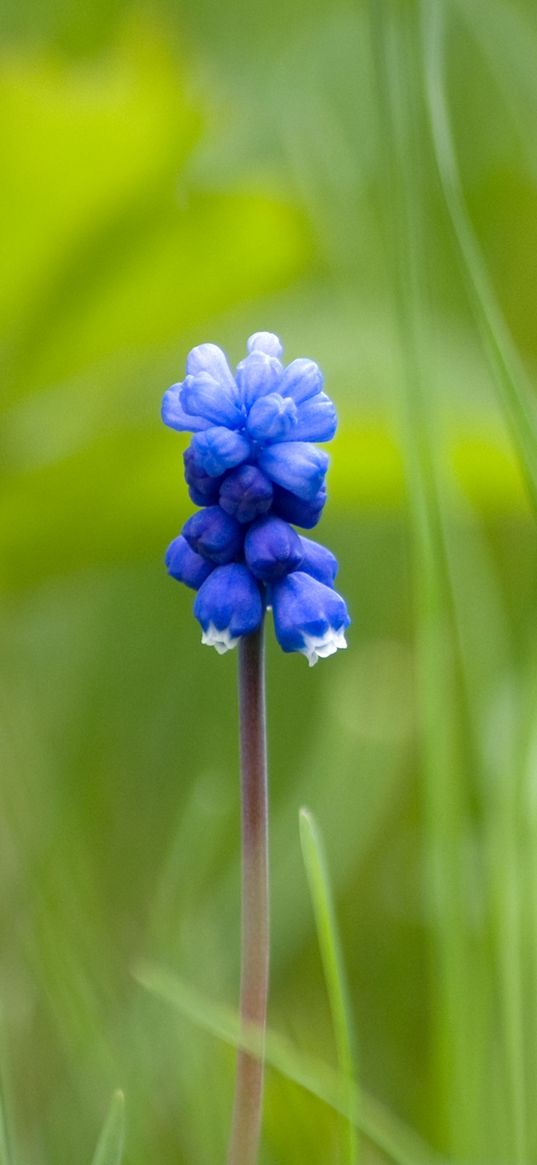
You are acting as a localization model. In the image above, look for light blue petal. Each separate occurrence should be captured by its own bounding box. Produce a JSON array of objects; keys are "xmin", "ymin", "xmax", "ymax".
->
[
  {"xmin": 191, "ymin": 427, "xmax": 252, "ymax": 477},
  {"xmin": 278, "ymin": 359, "xmax": 324, "ymax": 404},
  {"xmin": 161, "ymin": 383, "xmax": 211, "ymax": 432},
  {"xmin": 246, "ymin": 392, "xmax": 297, "ymax": 442},
  {"xmin": 186, "ymin": 343, "xmax": 236, "ymax": 391},
  {"xmin": 236, "ymin": 352, "xmax": 283, "ymax": 410},
  {"xmin": 258, "ymin": 442, "xmax": 329, "ymax": 501},
  {"xmin": 247, "ymin": 332, "xmax": 283, "ymax": 358},
  {"xmin": 182, "ymin": 371, "xmax": 244, "ymax": 429},
  {"xmin": 277, "ymin": 392, "xmax": 337, "ymax": 443}
]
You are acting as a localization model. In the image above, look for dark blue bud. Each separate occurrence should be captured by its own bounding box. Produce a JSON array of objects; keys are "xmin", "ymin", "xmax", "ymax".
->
[
  {"xmin": 182, "ymin": 506, "xmax": 244, "ymax": 565},
  {"xmin": 258, "ymin": 441, "xmax": 328, "ymax": 501},
  {"xmin": 191, "ymin": 427, "xmax": 251, "ymax": 477},
  {"xmin": 183, "ymin": 444, "xmax": 223, "ymax": 505},
  {"xmin": 165, "ymin": 535, "xmax": 215, "ymax": 589},
  {"xmin": 194, "ymin": 564, "xmax": 264, "ymax": 652},
  {"xmin": 298, "ymin": 536, "xmax": 338, "ymax": 586},
  {"xmin": 271, "ymin": 483, "xmax": 327, "ymax": 529},
  {"xmin": 272, "ymin": 571, "xmax": 350, "ymax": 665},
  {"xmin": 219, "ymin": 464, "xmax": 273, "ymax": 524},
  {"xmin": 246, "ymin": 393, "xmax": 297, "ymax": 442},
  {"xmin": 245, "ymin": 516, "xmax": 304, "ymax": 582}
]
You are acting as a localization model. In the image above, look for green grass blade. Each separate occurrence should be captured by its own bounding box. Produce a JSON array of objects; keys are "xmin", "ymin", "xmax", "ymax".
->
[
  {"xmin": 134, "ymin": 962, "xmax": 443, "ymax": 1165},
  {"xmin": 298, "ymin": 807, "xmax": 359, "ymax": 1165},
  {"xmin": 422, "ymin": 0, "xmax": 537, "ymax": 518},
  {"xmin": 91, "ymin": 1091, "xmax": 125, "ymax": 1165},
  {"xmin": 367, "ymin": 4, "xmax": 488, "ymax": 1156}
]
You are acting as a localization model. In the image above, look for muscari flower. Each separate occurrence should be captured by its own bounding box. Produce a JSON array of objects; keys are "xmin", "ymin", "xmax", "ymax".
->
[{"xmin": 162, "ymin": 333, "xmax": 350, "ymax": 664}]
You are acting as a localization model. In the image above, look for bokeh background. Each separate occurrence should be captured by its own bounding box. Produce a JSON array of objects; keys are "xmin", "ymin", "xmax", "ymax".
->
[{"xmin": 2, "ymin": 0, "xmax": 537, "ymax": 1161}]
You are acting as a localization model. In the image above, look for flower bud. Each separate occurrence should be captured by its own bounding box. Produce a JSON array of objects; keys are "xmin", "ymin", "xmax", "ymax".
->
[
  {"xmin": 245, "ymin": 516, "xmax": 304, "ymax": 582},
  {"xmin": 182, "ymin": 506, "xmax": 244, "ymax": 565}
]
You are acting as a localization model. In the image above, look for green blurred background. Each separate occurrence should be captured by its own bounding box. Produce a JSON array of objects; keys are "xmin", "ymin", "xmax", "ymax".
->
[{"xmin": 2, "ymin": 0, "xmax": 537, "ymax": 1161}]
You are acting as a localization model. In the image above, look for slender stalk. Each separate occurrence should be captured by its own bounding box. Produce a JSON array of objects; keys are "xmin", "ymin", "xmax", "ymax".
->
[{"xmin": 227, "ymin": 623, "xmax": 269, "ymax": 1165}]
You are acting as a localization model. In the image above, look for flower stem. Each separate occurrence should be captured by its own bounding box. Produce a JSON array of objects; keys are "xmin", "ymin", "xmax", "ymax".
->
[{"xmin": 227, "ymin": 623, "xmax": 269, "ymax": 1165}]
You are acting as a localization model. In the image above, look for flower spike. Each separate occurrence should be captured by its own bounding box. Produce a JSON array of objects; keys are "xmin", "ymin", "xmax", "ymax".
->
[{"xmin": 162, "ymin": 332, "xmax": 349, "ymax": 661}]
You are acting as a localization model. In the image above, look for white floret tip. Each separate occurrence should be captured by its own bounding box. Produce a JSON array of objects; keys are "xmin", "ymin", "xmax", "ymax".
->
[
  {"xmin": 201, "ymin": 623, "xmax": 239, "ymax": 654},
  {"xmin": 301, "ymin": 626, "xmax": 348, "ymax": 667}
]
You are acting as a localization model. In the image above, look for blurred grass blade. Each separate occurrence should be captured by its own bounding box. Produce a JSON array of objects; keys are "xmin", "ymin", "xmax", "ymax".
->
[
  {"xmin": 367, "ymin": 4, "xmax": 486, "ymax": 1156},
  {"xmin": 0, "ymin": 1010, "xmax": 17, "ymax": 1165},
  {"xmin": 0, "ymin": 1090, "xmax": 12, "ymax": 1165},
  {"xmin": 299, "ymin": 807, "xmax": 359, "ymax": 1165},
  {"xmin": 422, "ymin": 0, "xmax": 537, "ymax": 518},
  {"xmin": 135, "ymin": 962, "xmax": 442, "ymax": 1165},
  {"xmin": 91, "ymin": 1091, "xmax": 125, "ymax": 1165}
]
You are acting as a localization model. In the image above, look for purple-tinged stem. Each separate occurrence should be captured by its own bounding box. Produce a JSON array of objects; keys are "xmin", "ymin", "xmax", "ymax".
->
[{"xmin": 227, "ymin": 623, "xmax": 269, "ymax": 1165}]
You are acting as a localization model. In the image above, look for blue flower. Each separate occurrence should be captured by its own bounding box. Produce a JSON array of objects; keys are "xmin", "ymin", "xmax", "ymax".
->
[
  {"xmin": 271, "ymin": 572, "xmax": 350, "ymax": 666},
  {"xmin": 162, "ymin": 332, "xmax": 349, "ymax": 662},
  {"xmin": 194, "ymin": 564, "xmax": 264, "ymax": 653}
]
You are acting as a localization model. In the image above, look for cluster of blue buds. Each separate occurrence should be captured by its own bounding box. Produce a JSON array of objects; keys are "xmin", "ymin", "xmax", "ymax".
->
[{"xmin": 162, "ymin": 332, "xmax": 350, "ymax": 665}]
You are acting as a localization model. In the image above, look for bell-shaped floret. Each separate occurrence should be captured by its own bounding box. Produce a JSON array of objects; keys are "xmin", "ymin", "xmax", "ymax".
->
[
  {"xmin": 236, "ymin": 352, "xmax": 283, "ymax": 410},
  {"xmin": 191, "ymin": 427, "xmax": 251, "ymax": 477},
  {"xmin": 165, "ymin": 535, "xmax": 215, "ymax": 589},
  {"xmin": 258, "ymin": 442, "xmax": 328, "ymax": 501},
  {"xmin": 161, "ymin": 382, "xmax": 211, "ymax": 432},
  {"xmin": 182, "ymin": 506, "xmax": 244, "ymax": 565},
  {"xmin": 271, "ymin": 483, "xmax": 327, "ymax": 529},
  {"xmin": 219, "ymin": 464, "xmax": 273, "ymax": 524},
  {"xmin": 246, "ymin": 393, "xmax": 297, "ymax": 442},
  {"xmin": 298, "ymin": 537, "xmax": 338, "ymax": 587},
  {"xmin": 247, "ymin": 332, "xmax": 283, "ymax": 358},
  {"xmin": 245, "ymin": 516, "xmax": 304, "ymax": 582},
  {"xmin": 278, "ymin": 358, "xmax": 323, "ymax": 404},
  {"xmin": 272, "ymin": 571, "xmax": 350, "ymax": 665},
  {"xmin": 194, "ymin": 564, "xmax": 264, "ymax": 653}
]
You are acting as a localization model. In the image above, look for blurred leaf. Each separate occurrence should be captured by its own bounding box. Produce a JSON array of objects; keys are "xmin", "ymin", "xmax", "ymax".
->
[
  {"xmin": 91, "ymin": 1091, "xmax": 125, "ymax": 1165},
  {"xmin": 134, "ymin": 962, "xmax": 442, "ymax": 1165},
  {"xmin": 0, "ymin": 18, "xmax": 308, "ymax": 397}
]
